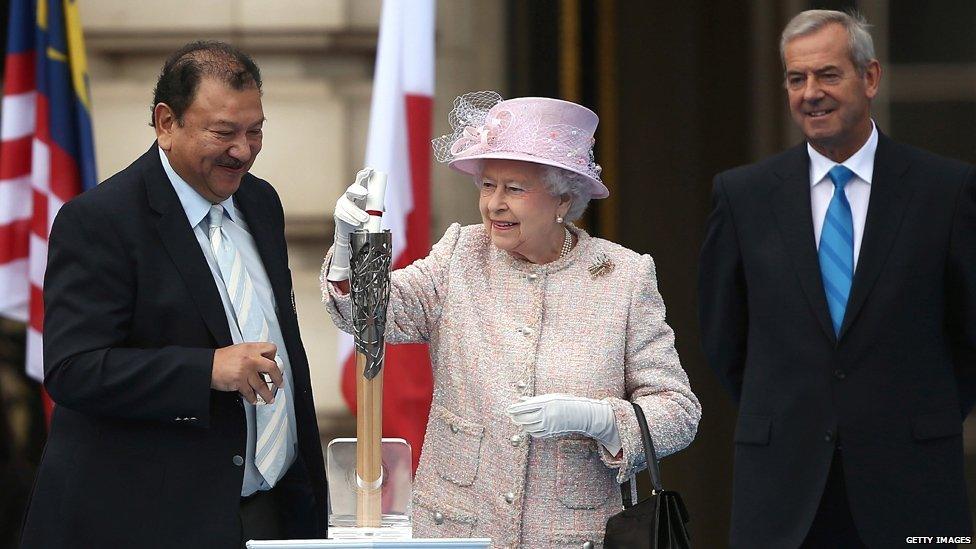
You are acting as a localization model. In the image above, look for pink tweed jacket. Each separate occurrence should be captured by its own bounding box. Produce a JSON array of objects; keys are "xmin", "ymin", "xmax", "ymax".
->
[{"xmin": 322, "ymin": 223, "xmax": 700, "ymax": 548}]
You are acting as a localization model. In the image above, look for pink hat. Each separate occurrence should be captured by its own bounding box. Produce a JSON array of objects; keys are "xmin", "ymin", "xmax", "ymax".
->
[{"xmin": 432, "ymin": 91, "xmax": 609, "ymax": 199}]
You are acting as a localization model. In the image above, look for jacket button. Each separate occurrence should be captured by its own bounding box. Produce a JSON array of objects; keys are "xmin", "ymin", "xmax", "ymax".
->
[
  {"xmin": 824, "ymin": 430, "xmax": 834, "ymax": 443},
  {"xmin": 583, "ymin": 542, "xmax": 595, "ymax": 549},
  {"xmin": 232, "ymin": 455, "xmax": 244, "ymax": 466},
  {"xmin": 833, "ymin": 369, "xmax": 846, "ymax": 380},
  {"xmin": 433, "ymin": 511, "xmax": 444, "ymax": 525},
  {"xmin": 510, "ymin": 434, "xmax": 523, "ymax": 446},
  {"xmin": 504, "ymin": 492, "xmax": 515, "ymax": 503},
  {"xmin": 450, "ymin": 423, "xmax": 459, "ymax": 434},
  {"xmin": 527, "ymin": 273, "xmax": 538, "ymax": 281},
  {"xmin": 515, "ymin": 380, "xmax": 527, "ymax": 389}
]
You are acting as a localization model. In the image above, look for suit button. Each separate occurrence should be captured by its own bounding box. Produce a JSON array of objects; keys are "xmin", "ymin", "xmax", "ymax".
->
[
  {"xmin": 433, "ymin": 511, "xmax": 444, "ymax": 525},
  {"xmin": 824, "ymin": 430, "xmax": 834, "ymax": 443},
  {"xmin": 833, "ymin": 369, "xmax": 846, "ymax": 380},
  {"xmin": 510, "ymin": 434, "xmax": 523, "ymax": 446},
  {"xmin": 504, "ymin": 492, "xmax": 515, "ymax": 503},
  {"xmin": 583, "ymin": 542, "xmax": 595, "ymax": 549},
  {"xmin": 232, "ymin": 455, "xmax": 244, "ymax": 466}
]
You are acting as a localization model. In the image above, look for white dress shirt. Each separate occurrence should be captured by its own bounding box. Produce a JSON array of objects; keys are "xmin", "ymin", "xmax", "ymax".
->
[
  {"xmin": 809, "ymin": 122, "xmax": 878, "ymax": 269},
  {"xmin": 159, "ymin": 147, "xmax": 298, "ymax": 496}
]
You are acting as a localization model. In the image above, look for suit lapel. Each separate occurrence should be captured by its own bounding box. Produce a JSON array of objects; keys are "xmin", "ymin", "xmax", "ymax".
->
[
  {"xmin": 235, "ymin": 179, "xmax": 318, "ymax": 414},
  {"xmin": 235, "ymin": 179, "xmax": 317, "ymax": 419},
  {"xmin": 838, "ymin": 134, "xmax": 912, "ymax": 339},
  {"xmin": 234, "ymin": 178, "xmax": 290, "ymax": 326},
  {"xmin": 144, "ymin": 144, "xmax": 233, "ymax": 347},
  {"xmin": 771, "ymin": 144, "xmax": 837, "ymax": 344}
]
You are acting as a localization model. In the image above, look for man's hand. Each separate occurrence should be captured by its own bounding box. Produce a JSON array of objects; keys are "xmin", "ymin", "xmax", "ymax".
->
[{"xmin": 211, "ymin": 342, "xmax": 284, "ymax": 405}]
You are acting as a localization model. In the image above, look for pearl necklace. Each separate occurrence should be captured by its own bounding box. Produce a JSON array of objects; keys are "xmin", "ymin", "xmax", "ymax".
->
[{"xmin": 559, "ymin": 226, "xmax": 573, "ymax": 259}]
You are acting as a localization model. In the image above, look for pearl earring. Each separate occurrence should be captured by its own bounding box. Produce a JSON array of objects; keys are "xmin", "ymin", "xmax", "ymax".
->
[{"xmin": 556, "ymin": 215, "xmax": 564, "ymax": 224}]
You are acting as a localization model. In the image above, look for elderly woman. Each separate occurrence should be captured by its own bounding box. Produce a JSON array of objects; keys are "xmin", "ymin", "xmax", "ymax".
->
[{"xmin": 321, "ymin": 91, "xmax": 700, "ymax": 547}]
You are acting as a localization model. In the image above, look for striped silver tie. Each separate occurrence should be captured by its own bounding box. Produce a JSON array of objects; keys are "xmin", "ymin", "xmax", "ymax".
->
[{"xmin": 207, "ymin": 205, "xmax": 289, "ymax": 486}]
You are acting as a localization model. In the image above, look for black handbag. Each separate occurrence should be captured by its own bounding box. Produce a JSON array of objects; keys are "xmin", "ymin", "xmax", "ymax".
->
[{"xmin": 603, "ymin": 402, "xmax": 691, "ymax": 549}]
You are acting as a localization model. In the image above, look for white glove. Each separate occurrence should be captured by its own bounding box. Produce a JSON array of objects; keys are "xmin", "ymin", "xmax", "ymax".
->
[
  {"xmin": 506, "ymin": 393, "xmax": 622, "ymax": 455},
  {"xmin": 326, "ymin": 170, "xmax": 371, "ymax": 281}
]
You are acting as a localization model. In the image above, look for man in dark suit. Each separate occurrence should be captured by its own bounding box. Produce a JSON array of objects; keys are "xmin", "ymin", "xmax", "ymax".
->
[
  {"xmin": 699, "ymin": 10, "xmax": 976, "ymax": 548},
  {"xmin": 20, "ymin": 41, "xmax": 327, "ymax": 548}
]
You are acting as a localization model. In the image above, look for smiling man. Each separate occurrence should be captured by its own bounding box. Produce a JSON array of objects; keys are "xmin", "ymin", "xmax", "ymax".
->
[
  {"xmin": 699, "ymin": 10, "xmax": 976, "ymax": 549},
  {"xmin": 20, "ymin": 42, "xmax": 327, "ymax": 549}
]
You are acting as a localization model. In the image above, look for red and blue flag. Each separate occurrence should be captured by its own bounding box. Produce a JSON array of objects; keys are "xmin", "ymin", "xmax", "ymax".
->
[{"xmin": 0, "ymin": 0, "xmax": 96, "ymax": 389}]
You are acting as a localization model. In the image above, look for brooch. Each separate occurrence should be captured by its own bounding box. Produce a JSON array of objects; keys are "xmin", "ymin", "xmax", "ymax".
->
[{"xmin": 588, "ymin": 252, "xmax": 615, "ymax": 278}]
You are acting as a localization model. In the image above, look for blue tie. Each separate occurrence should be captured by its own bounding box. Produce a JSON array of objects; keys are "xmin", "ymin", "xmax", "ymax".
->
[
  {"xmin": 207, "ymin": 205, "xmax": 292, "ymax": 486},
  {"xmin": 819, "ymin": 165, "xmax": 856, "ymax": 335}
]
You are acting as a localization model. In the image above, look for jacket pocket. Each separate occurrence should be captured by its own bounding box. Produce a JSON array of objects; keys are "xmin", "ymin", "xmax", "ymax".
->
[
  {"xmin": 413, "ymin": 491, "xmax": 477, "ymax": 538},
  {"xmin": 734, "ymin": 414, "xmax": 772, "ymax": 446},
  {"xmin": 556, "ymin": 439, "xmax": 615, "ymax": 510},
  {"xmin": 430, "ymin": 404, "xmax": 484, "ymax": 487},
  {"xmin": 912, "ymin": 410, "xmax": 962, "ymax": 441},
  {"xmin": 546, "ymin": 528, "xmax": 605, "ymax": 548}
]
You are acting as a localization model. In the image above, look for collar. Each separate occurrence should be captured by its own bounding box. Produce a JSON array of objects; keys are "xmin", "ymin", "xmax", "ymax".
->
[
  {"xmin": 157, "ymin": 146, "xmax": 237, "ymax": 227},
  {"xmin": 808, "ymin": 120, "xmax": 878, "ymax": 187},
  {"xmin": 491, "ymin": 223, "xmax": 591, "ymax": 274}
]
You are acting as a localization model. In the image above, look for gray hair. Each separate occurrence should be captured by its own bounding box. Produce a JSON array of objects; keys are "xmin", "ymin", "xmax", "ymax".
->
[
  {"xmin": 471, "ymin": 161, "xmax": 591, "ymax": 223},
  {"xmin": 780, "ymin": 10, "xmax": 876, "ymax": 74},
  {"xmin": 540, "ymin": 166, "xmax": 590, "ymax": 223}
]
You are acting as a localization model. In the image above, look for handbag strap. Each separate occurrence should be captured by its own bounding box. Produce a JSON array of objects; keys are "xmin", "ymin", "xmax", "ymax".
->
[{"xmin": 619, "ymin": 402, "xmax": 664, "ymax": 507}]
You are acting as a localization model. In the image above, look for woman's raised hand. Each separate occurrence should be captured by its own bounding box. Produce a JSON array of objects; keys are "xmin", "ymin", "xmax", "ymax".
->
[{"xmin": 326, "ymin": 171, "xmax": 371, "ymax": 282}]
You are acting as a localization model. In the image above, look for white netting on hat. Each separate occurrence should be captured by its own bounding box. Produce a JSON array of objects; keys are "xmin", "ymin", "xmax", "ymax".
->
[{"xmin": 431, "ymin": 91, "xmax": 602, "ymax": 183}]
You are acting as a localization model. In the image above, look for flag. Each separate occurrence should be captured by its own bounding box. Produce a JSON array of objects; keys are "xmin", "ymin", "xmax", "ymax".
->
[
  {"xmin": 0, "ymin": 0, "xmax": 97, "ymax": 391},
  {"xmin": 339, "ymin": 0, "xmax": 435, "ymax": 471}
]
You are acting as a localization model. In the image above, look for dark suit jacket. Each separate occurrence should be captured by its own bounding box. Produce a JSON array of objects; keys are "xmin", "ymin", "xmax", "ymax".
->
[
  {"xmin": 20, "ymin": 145, "xmax": 328, "ymax": 549},
  {"xmin": 699, "ymin": 134, "xmax": 976, "ymax": 548}
]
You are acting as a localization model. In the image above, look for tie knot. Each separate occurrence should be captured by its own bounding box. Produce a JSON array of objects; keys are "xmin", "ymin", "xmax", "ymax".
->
[
  {"xmin": 207, "ymin": 205, "xmax": 224, "ymax": 229},
  {"xmin": 828, "ymin": 165, "xmax": 855, "ymax": 189}
]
